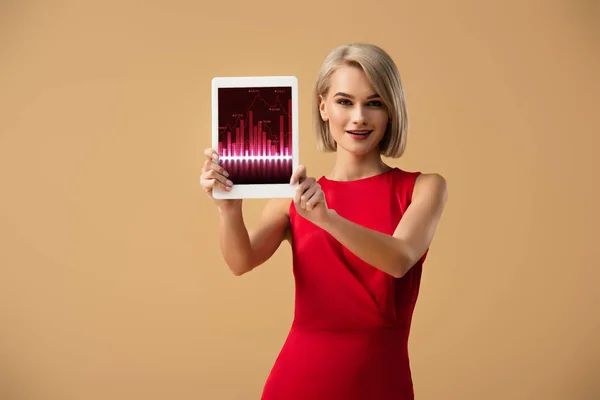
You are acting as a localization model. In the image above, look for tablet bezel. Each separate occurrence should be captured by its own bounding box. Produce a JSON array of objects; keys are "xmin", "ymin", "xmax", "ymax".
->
[{"xmin": 211, "ymin": 76, "xmax": 299, "ymax": 199}]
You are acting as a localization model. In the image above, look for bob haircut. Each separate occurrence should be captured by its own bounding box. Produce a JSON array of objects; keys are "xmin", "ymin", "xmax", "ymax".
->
[{"xmin": 313, "ymin": 43, "xmax": 408, "ymax": 158}]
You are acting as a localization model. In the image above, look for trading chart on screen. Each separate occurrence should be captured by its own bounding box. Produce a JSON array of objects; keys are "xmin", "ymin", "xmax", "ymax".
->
[{"xmin": 218, "ymin": 87, "xmax": 293, "ymax": 185}]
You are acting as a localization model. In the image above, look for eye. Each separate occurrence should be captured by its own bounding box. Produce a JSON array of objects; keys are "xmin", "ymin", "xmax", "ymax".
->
[
  {"xmin": 367, "ymin": 101, "xmax": 384, "ymax": 107},
  {"xmin": 337, "ymin": 99, "xmax": 352, "ymax": 106}
]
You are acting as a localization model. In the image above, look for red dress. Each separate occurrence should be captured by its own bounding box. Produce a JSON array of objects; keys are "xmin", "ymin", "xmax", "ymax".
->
[{"xmin": 261, "ymin": 168, "xmax": 428, "ymax": 400}]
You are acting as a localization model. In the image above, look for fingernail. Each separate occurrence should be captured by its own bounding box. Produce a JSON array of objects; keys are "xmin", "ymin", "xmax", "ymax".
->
[
  {"xmin": 226, "ymin": 179, "xmax": 233, "ymax": 186},
  {"xmin": 226, "ymin": 186, "xmax": 232, "ymax": 191},
  {"xmin": 223, "ymin": 171, "xmax": 229, "ymax": 177},
  {"xmin": 212, "ymin": 154, "xmax": 218, "ymax": 161}
]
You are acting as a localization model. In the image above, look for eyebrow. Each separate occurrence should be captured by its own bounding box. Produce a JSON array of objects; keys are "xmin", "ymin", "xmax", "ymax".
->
[{"xmin": 333, "ymin": 92, "xmax": 380, "ymax": 99}]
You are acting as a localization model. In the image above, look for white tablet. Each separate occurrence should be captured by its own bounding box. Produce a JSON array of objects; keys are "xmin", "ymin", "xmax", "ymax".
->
[{"xmin": 211, "ymin": 76, "xmax": 299, "ymax": 199}]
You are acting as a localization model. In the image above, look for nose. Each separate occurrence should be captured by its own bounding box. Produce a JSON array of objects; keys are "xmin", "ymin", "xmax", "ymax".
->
[{"xmin": 352, "ymin": 106, "xmax": 367, "ymax": 126}]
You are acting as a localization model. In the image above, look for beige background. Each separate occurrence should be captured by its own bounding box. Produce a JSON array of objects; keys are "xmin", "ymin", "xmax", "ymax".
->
[{"xmin": 1, "ymin": 1, "xmax": 599, "ymax": 399}]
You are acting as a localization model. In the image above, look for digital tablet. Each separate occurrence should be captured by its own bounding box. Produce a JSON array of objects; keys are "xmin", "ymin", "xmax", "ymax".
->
[{"xmin": 211, "ymin": 76, "xmax": 299, "ymax": 199}]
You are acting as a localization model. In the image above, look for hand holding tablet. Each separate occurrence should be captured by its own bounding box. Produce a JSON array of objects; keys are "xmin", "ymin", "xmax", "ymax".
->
[
  {"xmin": 210, "ymin": 76, "xmax": 300, "ymax": 199},
  {"xmin": 199, "ymin": 147, "xmax": 242, "ymax": 210}
]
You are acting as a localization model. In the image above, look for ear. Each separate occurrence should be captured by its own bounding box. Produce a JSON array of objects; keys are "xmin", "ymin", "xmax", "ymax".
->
[{"xmin": 319, "ymin": 95, "xmax": 329, "ymax": 122}]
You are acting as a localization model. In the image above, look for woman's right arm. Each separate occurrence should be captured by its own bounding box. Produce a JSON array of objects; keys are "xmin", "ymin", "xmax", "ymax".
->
[
  {"xmin": 200, "ymin": 148, "xmax": 290, "ymax": 276},
  {"xmin": 218, "ymin": 198, "xmax": 290, "ymax": 276}
]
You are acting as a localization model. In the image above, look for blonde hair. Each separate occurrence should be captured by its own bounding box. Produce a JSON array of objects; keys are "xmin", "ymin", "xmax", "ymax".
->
[{"xmin": 313, "ymin": 43, "xmax": 408, "ymax": 158}]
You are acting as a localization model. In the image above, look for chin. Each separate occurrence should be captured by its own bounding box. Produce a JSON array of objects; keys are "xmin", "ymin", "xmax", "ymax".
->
[{"xmin": 338, "ymin": 141, "xmax": 380, "ymax": 156}]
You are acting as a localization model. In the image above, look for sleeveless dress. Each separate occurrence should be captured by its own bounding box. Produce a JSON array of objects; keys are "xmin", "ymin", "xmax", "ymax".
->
[{"xmin": 261, "ymin": 167, "xmax": 428, "ymax": 400}]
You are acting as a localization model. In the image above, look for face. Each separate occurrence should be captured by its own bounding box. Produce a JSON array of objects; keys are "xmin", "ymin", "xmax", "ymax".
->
[{"xmin": 319, "ymin": 65, "xmax": 389, "ymax": 156}]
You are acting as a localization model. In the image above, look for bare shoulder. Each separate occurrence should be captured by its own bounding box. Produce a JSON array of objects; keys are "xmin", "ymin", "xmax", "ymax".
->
[{"xmin": 413, "ymin": 172, "xmax": 448, "ymax": 204}]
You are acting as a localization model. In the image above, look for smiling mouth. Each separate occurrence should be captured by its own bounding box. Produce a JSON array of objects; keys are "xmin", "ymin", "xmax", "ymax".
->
[{"xmin": 346, "ymin": 130, "xmax": 373, "ymax": 136}]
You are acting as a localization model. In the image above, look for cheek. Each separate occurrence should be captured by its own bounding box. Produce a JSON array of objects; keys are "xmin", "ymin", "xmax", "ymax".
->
[
  {"xmin": 327, "ymin": 107, "xmax": 348, "ymax": 125},
  {"xmin": 327, "ymin": 110, "xmax": 350, "ymax": 136},
  {"xmin": 370, "ymin": 110, "xmax": 389, "ymax": 126}
]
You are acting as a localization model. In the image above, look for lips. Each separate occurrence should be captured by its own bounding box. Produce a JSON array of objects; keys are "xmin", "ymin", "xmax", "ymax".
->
[{"xmin": 346, "ymin": 130, "xmax": 373, "ymax": 136}]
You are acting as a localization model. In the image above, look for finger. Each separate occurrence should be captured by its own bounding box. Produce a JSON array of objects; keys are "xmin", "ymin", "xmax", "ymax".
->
[
  {"xmin": 201, "ymin": 176, "xmax": 232, "ymax": 193},
  {"xmin": 203, "ymin": 158, "xmax": 229, "ymax": 178},
  {"xmin": 206, "ymin": 169, "xmax": 233, "ymax": 187},
  {"xmin": 199, "ymin": 173, "xmax": 213, "ymax": 193},
  {"xmin": 204, "ymin": 148, "xmax": 220, "ymax": 163},
  {"xmin": 300, "ymin": 184, "xmax": 319, "ymax": 209},
  {"xmin": 306, "ymin": 190, "xmax": 324, "ymax": 211},
  {"xmin": 201, "ymin": 179, "xmax": 212, "ymax": 192},
  {"xmin": 290, "ymin": 164, "xmax": 306, "ymax": 185},
  {"xmin": 201, "ymin": 170, "xmax": 232, "ymax": 193},
  {"xmin": 294, "ymin": 177, "xmax": 314, "ymax": 204},
  {"xmin": 202, "ymin": 159, "xmax": 211, "ymax": 173}
]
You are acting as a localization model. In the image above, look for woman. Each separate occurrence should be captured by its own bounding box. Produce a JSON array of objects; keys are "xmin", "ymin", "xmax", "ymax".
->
[{"xmin": 200, "ymin": 43, "xmax": 448, "ymax": 399}]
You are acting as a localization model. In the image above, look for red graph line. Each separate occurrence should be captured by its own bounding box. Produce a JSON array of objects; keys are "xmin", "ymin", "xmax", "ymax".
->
[
  {"xmin": 219, "ymin": 93, "xmax": 289, "ymax": 133},
  {"xmin": 247, "ymin": 94, "xmax": 290, "ymax": 115}
]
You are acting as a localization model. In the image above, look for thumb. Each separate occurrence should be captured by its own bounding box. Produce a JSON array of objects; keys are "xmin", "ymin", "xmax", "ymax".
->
[{"xmin": 290, "ymin": 164, "xmax": 306, "ymax": 184}]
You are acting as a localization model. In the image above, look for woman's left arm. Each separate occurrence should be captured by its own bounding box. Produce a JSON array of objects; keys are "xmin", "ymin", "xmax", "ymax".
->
[{"xmin": 317, "ymin": 173, "xmax": 448, "ymax": 278}]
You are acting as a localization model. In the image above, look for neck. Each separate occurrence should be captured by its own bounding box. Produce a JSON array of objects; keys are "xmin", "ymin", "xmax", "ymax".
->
[{"xmin": 327, "ymin": 147, "xmax": 391, "ymax": 182}]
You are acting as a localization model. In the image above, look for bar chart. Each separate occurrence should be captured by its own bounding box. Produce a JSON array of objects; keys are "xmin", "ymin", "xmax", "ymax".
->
[{"xmin": 218, "ymin": 87, "xmax": 293, "ymax": 184}]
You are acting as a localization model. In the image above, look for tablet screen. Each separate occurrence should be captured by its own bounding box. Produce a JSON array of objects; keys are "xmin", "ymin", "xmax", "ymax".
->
[{"xmin": 217, "ymin": 87, "xmax": 293, "ymax": 185}]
